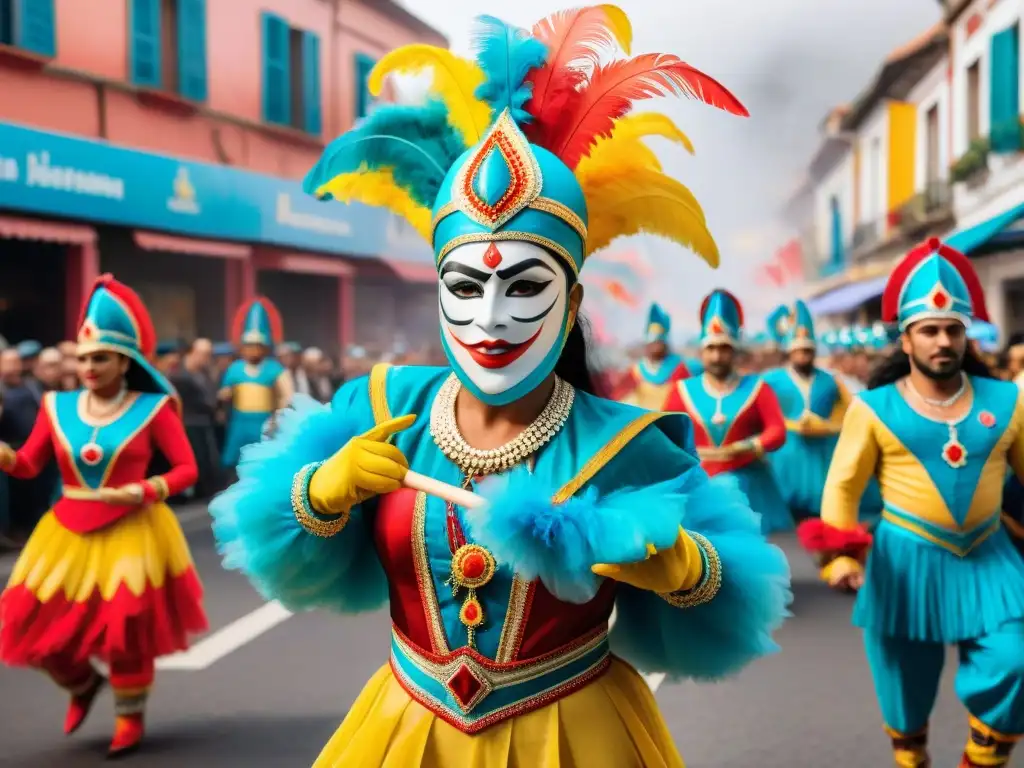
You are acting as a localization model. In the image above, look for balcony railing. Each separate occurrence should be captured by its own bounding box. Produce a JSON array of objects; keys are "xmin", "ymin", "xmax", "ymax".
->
[
  {"xmin": 850, "ymin": 220, "xmax": 881, "ymax": 258},
  {"xmin": 890, "ymin": 180, "xmax": 954, "ymax": 238}
]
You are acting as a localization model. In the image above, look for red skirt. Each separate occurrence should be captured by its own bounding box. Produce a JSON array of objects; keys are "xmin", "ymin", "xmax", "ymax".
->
[{"xmin": 0, "ymin": 502, "xmax": 208, "ymax": 665}]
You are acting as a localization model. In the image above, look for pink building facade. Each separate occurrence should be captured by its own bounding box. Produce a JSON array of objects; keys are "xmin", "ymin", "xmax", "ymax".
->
[{"xmin": 0, "ymin": 0, "xmax": 443, "ymax": 353}]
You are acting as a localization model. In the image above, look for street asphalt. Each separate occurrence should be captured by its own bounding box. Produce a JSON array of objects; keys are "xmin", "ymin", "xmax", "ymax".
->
[{"xmin": 0, "ymin": 507, "xmax": 975, "ymax": 767}]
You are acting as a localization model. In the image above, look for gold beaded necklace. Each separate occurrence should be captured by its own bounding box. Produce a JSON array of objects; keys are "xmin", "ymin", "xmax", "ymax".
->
[{"xmin": 429, "ymin": 373, "xmax": 575, "ymax": 647}]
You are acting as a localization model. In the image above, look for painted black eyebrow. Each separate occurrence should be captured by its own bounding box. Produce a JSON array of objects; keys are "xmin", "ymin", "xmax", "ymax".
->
[
  {"xmin": 496, "ymin": 258, "xmax": 555, "ymax": 280},
  {"xmin": 440, "ymin": 262, "xmax": 491, "ymax": 282}
]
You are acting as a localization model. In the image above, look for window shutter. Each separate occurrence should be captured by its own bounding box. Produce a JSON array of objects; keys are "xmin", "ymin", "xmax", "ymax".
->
[
  {"xmin": 261, "ymin": 12, "xmax": 291, "ymax": 126},
  {"xmin": 129, "ymin": 0, "xmax": 161, "ymax": 88},
  {"xmin": 177, "ymin": 0, "xmax": 208, "ymax": 102},
  {"xmin": 354, "ymin": 53, "xmax": 376, "ymax": 119},
  {"xmin": 302, "ymin": 32, "xmax": 322, "ymax": 135},
  {"xmin": 15, "ymin": 0, "xmax": 56, "ymax": 57},
  {"xmin": 990, "ymin": 25, "xmax": 1021, "ymax": 153}
]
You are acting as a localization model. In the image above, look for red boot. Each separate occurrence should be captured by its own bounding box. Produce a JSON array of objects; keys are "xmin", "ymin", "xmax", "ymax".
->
[
  {"xmin": 63, "ymin": 673, "xmax": 106, "ymax": 735},
  {"xmin": 107, "ymin": 714, "xmax": 144, "ymax": 759}
]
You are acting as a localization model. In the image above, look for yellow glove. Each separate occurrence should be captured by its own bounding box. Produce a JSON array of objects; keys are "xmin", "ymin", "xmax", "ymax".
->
[
  {"xmin": 591, "ymin": 528, "xmax": 703, "ymax": 594},
  {"xmin": 821, "ymin": 555, "xmax": 864, "ymax": 591},
  {"xmin": 308, "ymin": 414, "xmax": 415, "ymax": 516}
]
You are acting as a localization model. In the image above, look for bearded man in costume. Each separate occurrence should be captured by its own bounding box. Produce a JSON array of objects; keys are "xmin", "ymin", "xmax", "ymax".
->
[{"xmin": 799, "ymin": 238, "xmax": 1024, "ymax": 768}]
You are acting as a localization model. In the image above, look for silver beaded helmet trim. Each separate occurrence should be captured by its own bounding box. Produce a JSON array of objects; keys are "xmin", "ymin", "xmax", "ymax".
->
[{"xmin": 429, "ymin": 374, "xmax": 575, "ymax": 475}]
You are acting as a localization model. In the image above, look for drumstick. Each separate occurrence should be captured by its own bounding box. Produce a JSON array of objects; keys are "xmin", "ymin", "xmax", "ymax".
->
[{"xmin": 403, "ymin": 469, "xmax": 486, "ymax": 509}]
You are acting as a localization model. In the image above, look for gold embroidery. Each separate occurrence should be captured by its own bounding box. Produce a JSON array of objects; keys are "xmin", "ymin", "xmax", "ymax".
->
[
  {"xmin": 553, "ymin": 412, "xmax": 665, "ymax": 503},
  {"xmin": 431, "ymin": 197, "xmax": 588, "ymax": 245},
  {"xmin": 412, "ymin": 491, "xmax": 450, "ymax": 653},
  {"xmin": 369, "ymin": 363, "xmax": 392, "ymax": 425},
  {"xmin": 292, "ymin": 462, "xmax": 349, "ymax": 538},
  {"xmin": 881, "ymin": 510, "xmax": 1000, "ymax": 557},
  {"xmin": 495, "ymin": 576, "xmax": 531, "ymax": 663},
  {"xmin": 394, "ymin": 626, "xmax": 607, "ymax": 691},
  {"xmin": 659, "ymin": 533, "xmax": 722, "ymax": 608}
]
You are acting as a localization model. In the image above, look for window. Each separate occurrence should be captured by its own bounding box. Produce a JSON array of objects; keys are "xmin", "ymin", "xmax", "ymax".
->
[
  {"xmin": 990, "ymin": 24, "xmax": 1021, "ymax": 153},
  {"xmin": 129, "ymin": 0, "xmax": 207, "ymax": 102},
  {"xmin": 261, "ymin": 12, "xmax": 322, "ymax": 134},
  {"xmin": 967, "ymin": 59, "xmax": 981, "ymax": 141},
  {"xmin": 355, "ymin": 53, "xmax": 377, "ymax": 120},
  {"xmin": 0, "ymin": 0, "xmax": 56, "ymax": 56},
  {"xmin": 926, "ymin": 104, "xmax": 940, "ymax": 182},
  {"xmin": 0, "ymin": 0, "xmax": 13, "ymax": 46}
]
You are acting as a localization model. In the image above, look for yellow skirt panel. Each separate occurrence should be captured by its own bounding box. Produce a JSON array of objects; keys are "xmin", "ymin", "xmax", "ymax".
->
[
  {"xmin": 7, "ymin": 503, "xmax": 196, "ymax": 603},
  {"xmin": 314, "ymin": 657, "xmax": 684, "ymax": 768}
]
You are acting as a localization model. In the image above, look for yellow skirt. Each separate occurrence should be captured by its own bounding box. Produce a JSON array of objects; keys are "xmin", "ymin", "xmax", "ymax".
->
[
  {"xmin": 0, "ymin": 503, "xmax": 208, "ymax": 664},
  {"xmin": 314, "ymin": 658, "xmax": 685, "ymax": 768}
]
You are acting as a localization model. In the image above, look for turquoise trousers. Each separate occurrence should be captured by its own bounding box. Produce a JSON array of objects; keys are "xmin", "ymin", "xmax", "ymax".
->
[{"xmin": 863, "ymin": 620, "xmax": 1024, "ymax": 735}]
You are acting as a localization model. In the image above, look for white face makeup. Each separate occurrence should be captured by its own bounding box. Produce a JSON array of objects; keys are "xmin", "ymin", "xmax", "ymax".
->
[{"xmin": 439, "ymin": 240, "xmax": 570, "ymax": 398}]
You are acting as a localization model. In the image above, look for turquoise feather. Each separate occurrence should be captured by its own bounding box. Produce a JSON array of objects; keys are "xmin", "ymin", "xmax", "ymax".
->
[
  {"xmin": 472, "ymin": 15, "xmax": 549, "ymax": 124},
  {"xmin": 302, "ymin": 100, "xmax": 466, "ymax": 208}
]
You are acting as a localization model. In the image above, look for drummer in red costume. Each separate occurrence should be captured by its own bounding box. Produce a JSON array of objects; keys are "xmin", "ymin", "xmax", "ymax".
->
[
  {"xmin": 0, "ymin": 275, "xmax": 207, "ymax": 757},
  {"xmin": 664, "ymin": 289, "xmax": 792, "ymax": 533}
]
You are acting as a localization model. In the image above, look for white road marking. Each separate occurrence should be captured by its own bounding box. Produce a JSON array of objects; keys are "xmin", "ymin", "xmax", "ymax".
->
[{"xmin": 156, "ymin": 600, "xmax": 293, "ymax": 671}]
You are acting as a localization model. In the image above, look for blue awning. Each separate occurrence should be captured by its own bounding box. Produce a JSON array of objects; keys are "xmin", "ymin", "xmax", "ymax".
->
[
  {"xmin": 806, "ymin": 275, "xmax": 888, "ymax": 316},
  {"xmin": 946, "ymin": 201, "xmax": 1024, "ymax": 254}
]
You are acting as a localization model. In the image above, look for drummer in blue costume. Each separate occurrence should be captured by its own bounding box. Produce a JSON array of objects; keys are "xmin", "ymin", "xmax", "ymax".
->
[
  {"xmin": 763, "ymin": 300, "xmax": 852, "ymax": 523},
  {"xmin": 209, "ymin": 8, "xmax": 790, "ymax": 766},
  {"xmin": 218, "ymin": 298, "xmax": 294, "ymax": 469},
  {"xmin": 612, "ymin": 303, "xmax": 693, "ymax": 409},
  {"xmin": 664, "ymin": 290, "xmax": 791, "ymax": 533},
  {"xmin": 799, "ymin": 237, "xmax": 1024, "ymax": 768}
]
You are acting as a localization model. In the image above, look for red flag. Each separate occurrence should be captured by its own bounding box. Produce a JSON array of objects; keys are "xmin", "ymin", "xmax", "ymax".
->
[
  {"xmin": 756, "ymin": 262, "xmax": 784, "ymax": 287},
  {"xmin": 776, "ymin": 239, "xmax": 803, "ymax": 281}
]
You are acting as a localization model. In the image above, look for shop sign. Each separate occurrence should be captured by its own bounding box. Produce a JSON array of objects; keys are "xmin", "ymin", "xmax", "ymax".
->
[{"xmin": 0, "ymin": 121, "xmax": 432, "ymax": 264}]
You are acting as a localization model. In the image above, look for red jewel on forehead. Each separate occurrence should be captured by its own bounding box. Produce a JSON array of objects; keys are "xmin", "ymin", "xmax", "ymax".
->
[{"xmin": 483, "ymin": 243, "xmax": 503, "ymax": 269}]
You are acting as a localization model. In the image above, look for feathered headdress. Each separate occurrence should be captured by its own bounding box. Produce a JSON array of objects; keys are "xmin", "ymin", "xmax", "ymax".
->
[
  {"xmin": 232, "ymin": 297, "xmax": 284, "ymax": 348},
  {"xmin": 303, "ymin": 6, "xmax": 746, "ymax": 276}
]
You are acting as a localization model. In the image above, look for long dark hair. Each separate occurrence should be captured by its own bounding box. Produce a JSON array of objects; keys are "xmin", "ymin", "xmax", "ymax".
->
[
  {"xmin": 554, "ymin": 313, "xmax": 597, "ymax": 395},
  {"xmin": 867, "ymin": 346, "xmax": 994, "ymax": 390}
]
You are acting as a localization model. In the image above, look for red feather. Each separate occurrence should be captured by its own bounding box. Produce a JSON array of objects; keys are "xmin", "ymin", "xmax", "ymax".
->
[
  {"xmin": 524, "ymin": 6, "xmax": 629, "ymax": 147},
  {"xmin": 796, "ymin": 519, "xmax": 873, "ymax": 557},
  {"xmin": 79, "ymin": 274, "xmax": 158, "ymax": 359},
  {"xmin": 231, "ymin": 297, "xmax": 284, "ymax": 347},
  {"xmin": 550, "ymin": 53, "xmax": 748, "ymax": 169},
  {"xmin": 881, "ymin": 237, "xmax": 989, "ymax": 323},
  {"xmin": 699, "ymin": 289, "xmax": 744, "ymax": 327}
]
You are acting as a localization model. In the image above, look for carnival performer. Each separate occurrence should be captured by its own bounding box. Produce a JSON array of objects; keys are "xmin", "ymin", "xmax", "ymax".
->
[
  {"xmin": 210, "ymin": 9, "xmax": 790, "ymax": 767},
  {"xmin": 0, "ymin": 275, "xmax": 207, "ymax": 757},
  {"xmin": 762, "ymin": 300, "xmax": 852, "ymax": 522},
  {"xmin": 611, "ymin": 303, "xmax": 693, "ymax": 408},
  {"xmin": 218, "ymin": 297, "xmax": 294, "ymax": 469},
  {"xmin": 764, "ymin": 304, "xmax": 791, "ymax": 369},
  {"xmin": 798, "ymin": 238, "xmax": 1024, "ymax": 768},
  {"xmin": 663, "ymin": 290, "xmax": 791, "ymax": 533}
]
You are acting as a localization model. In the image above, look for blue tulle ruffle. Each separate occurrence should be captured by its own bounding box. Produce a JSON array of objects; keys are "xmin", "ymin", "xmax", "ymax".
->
[
  {"xmin": 209, "ymin": 394, "xmax": 388, "ymax": 614},
  {"xmin": 469, "ymin": 467, "xmax": 792, "ymax": 681}
]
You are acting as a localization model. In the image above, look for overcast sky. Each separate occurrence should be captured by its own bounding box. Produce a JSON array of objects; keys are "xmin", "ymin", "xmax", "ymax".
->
[{"xmin": 400, "ymin": 0, "xmax": 942, "ymax": 339}]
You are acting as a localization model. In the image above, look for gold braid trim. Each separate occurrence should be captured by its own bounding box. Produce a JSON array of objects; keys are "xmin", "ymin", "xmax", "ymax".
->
[
  {"xmin": 145, "ymin": 475, "xmax": 170, "ymax": 501},
  {"xmin": 292, "ymin": 462, "xmax": 349, "ymax": 538},
  {"xmin": 431, "ymin": 197, "xmax": 588, "ymax": 244},
  {"xmin": 658, "ymin": 533, "xmax": 722, "ymax": 608}
]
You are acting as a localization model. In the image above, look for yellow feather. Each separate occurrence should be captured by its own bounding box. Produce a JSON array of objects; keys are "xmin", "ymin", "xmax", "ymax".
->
[
  {"xmin": 368, "ymin": 44, "xmax": 489, "ymax": 146},
  {"xmin": 604, "ymin": 113, "xmax": 694, "ymax": 154},
  {"xmin": 582, "ymin": 169, "xmax": 719, "ymax": 267},
  {"xmin": 577, "ymin": 113, "xmax": 695, "ymax": 179},
  {"xmin": 316, "ymin": 169, "xmax": 432, "ymax": 243},
  {"xmin": 596, "ymin": 5, "xmax": 634, "ymax": 55}
]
